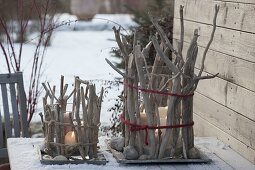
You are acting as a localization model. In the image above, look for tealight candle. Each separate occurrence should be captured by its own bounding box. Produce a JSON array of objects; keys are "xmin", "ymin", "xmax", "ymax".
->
[{"xmin": 64, "ymin": 131, "xmax": 77, "ymax": 145}]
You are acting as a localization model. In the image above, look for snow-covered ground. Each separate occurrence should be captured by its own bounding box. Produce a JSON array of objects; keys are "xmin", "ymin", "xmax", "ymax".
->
[
  {"xmin": 0, "ymin": 14, "xmax": 136, "ymax": 126},
  {"xmin": 7, "ymin": 137, "xmax": 255, "ymax": 170}
]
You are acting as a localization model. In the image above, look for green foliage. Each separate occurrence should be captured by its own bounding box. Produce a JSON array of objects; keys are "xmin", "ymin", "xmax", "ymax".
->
[{"xmin": 108, "ymin": 93, "xmax": 124, "ymax": 137}]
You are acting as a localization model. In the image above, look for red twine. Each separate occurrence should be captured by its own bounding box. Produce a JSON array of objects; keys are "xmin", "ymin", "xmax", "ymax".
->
[
  {"xmin": 124, "ymin": 81, "xmax": 194, "ymax": 97},
  {"xmin": 120, "ymin": 114, "xmax": 194, "ymax": 145}
]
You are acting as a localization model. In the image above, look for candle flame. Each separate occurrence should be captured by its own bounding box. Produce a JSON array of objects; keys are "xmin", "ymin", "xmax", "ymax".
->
[{"xmin": 71, "ymin": 131, "xmax": 75, "ymax": 137}]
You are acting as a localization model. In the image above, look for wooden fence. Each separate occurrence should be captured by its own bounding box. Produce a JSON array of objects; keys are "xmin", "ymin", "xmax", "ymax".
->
[{"xmin": 173, "ymin": 0, "xmax": 255, "ymax": 164}]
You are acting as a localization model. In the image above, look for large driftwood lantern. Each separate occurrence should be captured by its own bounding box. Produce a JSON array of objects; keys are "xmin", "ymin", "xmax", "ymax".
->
[{"xmin": 106, "ymin": 5, "xmax": 219, "ymax": 160}]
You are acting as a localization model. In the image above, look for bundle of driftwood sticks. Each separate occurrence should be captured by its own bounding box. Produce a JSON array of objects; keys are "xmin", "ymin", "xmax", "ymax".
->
[
  {"xmin": 40, "ymin": 76, "xmax": 104, "ymax": 160},
  {"xmin": 106, "ymin": 5, "xmax": 219, "ymax": 160}
]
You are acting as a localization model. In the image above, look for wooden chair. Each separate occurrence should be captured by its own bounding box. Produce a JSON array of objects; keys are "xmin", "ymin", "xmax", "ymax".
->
[{"xmin": 0, "ymin": 72, "xmax": 29, "ymax": 160}]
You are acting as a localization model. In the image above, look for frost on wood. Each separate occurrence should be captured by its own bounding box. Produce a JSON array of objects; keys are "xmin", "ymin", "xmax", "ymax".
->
[
  {"xmin": 106, "ymin": 5, "xmax": 219, "ymax": 160},
  {"xmin": 41, "ymin": 76, "xmax": 104, "ymax": 160}
]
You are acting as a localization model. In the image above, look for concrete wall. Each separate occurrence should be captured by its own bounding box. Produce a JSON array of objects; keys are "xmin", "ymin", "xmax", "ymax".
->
[{"xmin": 173, "ymin": 0, "xmax": 255, "ymax": 164}]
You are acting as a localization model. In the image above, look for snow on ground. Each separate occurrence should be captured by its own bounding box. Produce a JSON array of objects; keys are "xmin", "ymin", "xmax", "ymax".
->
[
  {"xmin": 0, "ymin": 14, "xmax": 135, "ymax": 126},
  {"xmin": 54, "ymin": 13, "xmax": 137, "ymax": 31},
  {"xmin": 7, "ymin": 137, "xmax": 255, "ymax": 170}
]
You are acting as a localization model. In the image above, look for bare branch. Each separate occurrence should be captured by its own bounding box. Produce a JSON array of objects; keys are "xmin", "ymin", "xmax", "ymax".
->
[
  {"xmin": 105, "ymin": 58, "xmax": 133, "ymax": 79},
  {"xmin": 176, "ymin": 5, "xmax": 185, "ymax": 67},
  {"xmin": 46, "ymin": 82, "xmax": 59, "ymax": 101},
  {"xmin": 142, "ymin": 41, "xmax": 152, "ymax": 58},
  {"xmin": 75, "ymin": 76, "xmax": 89, "ymax": 85},
  {"xmin": 194, "ymin": 73, "xmax": 219, "ymax": 81},
  {"xmin": 159, "ymin": 72, "xmax": 181, "ymax": 91},
  {"xmin": 67, "ymin": 89, "xmax": 75, "ymax": 100},
  {"xmin": 151, "ymin": 36, "xmax": 179, "ymax": 75},
  {"xmin": 112, "ymin": 26, "xmax": 129, "ymax": 60},
  {"xmin": 198, "ymin": 5, "xmax": 219, "ymax": 77},
  {"xmin": 178, "ymin": 5, "xmax": 184, "ymax": 54}
]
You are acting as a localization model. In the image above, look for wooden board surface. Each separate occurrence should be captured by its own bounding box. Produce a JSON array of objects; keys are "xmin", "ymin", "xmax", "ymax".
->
[
  {"xmin": 173, "ymin": 18, "xmax": 255, "ymax": 62},
  {"xmin": 175, "ymin": 0, "xmax": 255, "ymax": 33},
  {"xmin": 194, "ymin": 92, "xmax": 255, "ymax": 149},
  {"xmin": 194, "ymin": 114, "xmax": 255, "ymax": 164},
  {"xmin": 195, "ymin": 68, "xmax": 255, "ymax": 121},
  {"xmin": 173, "ymin": 40, "xmax": 255, "ymax": 92},
  {"xmin": 215, "ymin": 0, "xmax": 255, "ymax": 4}
]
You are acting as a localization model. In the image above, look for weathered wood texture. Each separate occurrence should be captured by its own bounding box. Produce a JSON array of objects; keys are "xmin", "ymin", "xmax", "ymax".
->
[
  {"xmin": 174, "ymin": 0, "xmax": 255, "ymax": 164},
  {"xmin": 175, "ymin": 0, "xmax": 255, "ymax": 33},
  {"xmin": 0, "ymin": 72, "xmax": 29, "ymax": 158}
]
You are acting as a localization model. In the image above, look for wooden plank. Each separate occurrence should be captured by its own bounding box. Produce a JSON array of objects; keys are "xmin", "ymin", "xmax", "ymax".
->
[
  {"xmin": 1, "ymin": 84, "xmax": 12, "ymax": 138},
  {"xmin": 194, "ymin": 92, "xmax": 255, "ymax": 149},
  {"xmin": 173, "ymin": 18, "xmax": 255, "ymax": 62},
  {"xmin": 0, "ymin": 148, "xmax": 7, "ymax": 158},
  {"xmin": 174, "ymin": 40, "xmax": 255, "ymax": 92},
  {"xmin": 0, "ymin": 110, "xmax": 3, "ymax": 148},
  {"xmin": 175, "ymin": 0, "xmax": 255, "ymax": 33},
  {"xmin": 195, "ymin": 69, "xmax": 255, "ymax": 121},
  {"xmin": 9, "ymin": 83, "xmax": 20, "ymax": 137},
  {"xmin": 0, "ymin": 73, "xmax": 19, "ymax": 84},
  {"xmin": 194, "ymin": 114, "xmax": 255, "ymax": 164},
  {"xmin": 216, "ymin": 0, "xmax": 255, "ymax": 4},
  {"xmin": 17, "ymin": 73, "xmax": 29, "ymax": 137}
]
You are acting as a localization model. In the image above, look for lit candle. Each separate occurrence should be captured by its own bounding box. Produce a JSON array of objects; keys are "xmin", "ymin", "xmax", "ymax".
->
[
  {"xmin": 158, "ymin": 106, "xmax": 168, "ymax": 126},
  {"xmin": 140, "ymin": 107, "xmax": 168, "ymax": 126},
  {"xmin": 64, "ymin": 112, "xmax": 72, "ymax": 134},
  {"xmin": 64, "ymin": 131, "xmax": 77, "ymax": 145}
]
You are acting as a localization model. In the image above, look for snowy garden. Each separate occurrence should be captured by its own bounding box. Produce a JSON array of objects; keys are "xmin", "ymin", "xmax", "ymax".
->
[{"xmin": 0, "ymin": 0, "xmax": 255, "ymax": 170}]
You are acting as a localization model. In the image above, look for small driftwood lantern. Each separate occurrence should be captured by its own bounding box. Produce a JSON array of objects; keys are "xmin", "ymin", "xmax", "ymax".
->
[
  {"xmin": 40, "ymin": 76, "xmax": 104, "ymax": 161},
  {"xmin": 106, "ymin": 5, "xmax": 219, "ymax": 161}
]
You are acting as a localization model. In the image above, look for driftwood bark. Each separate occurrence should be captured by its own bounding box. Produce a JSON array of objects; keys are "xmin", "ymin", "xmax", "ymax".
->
[{"xmin": 134, "ymin": 45, "xmax": 156, "ymax": 159}]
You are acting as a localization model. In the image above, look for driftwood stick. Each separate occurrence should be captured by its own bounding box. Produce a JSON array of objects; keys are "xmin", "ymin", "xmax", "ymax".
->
[
  {"xmin": 176, "ymin": 5, "xmax": 185, "ymax": 67},
  {"xmin": 181, "ymin": 29, "xmax": 199, "ymax": 157},
  {"xmin": 157, "ymin": 74, "xmax": 181, "ymax": 159},
  {"xmin": 113, "ymin": 26, "xmax": 129, "ymax": 59},
  {"xmin": 63, "ymin": 84, "xmax": 68, "ymax": 96},
  {"xmin": 152, "ymin": 36, "xmax": 179, "ymax": 75},
  {"xmin": 127, "ymin": 54, "xmax": 136, "ymax": 147},
  {"xmin": 46, "ymin": 83, "xmax": 59, "ymax": 102},
  {"xmin": 105, "ymin": 58, "xmax": 132, "ymax": 79},
  {"xmin": 59, "ymin": 76, "xmax": 66, "ymax": 155},
  {"xmin": 51, "ymin": 86, "xmax": 56, "ymax": 105},
  {"xmin": 81, "ymin": 86, "xmax": 89, "ymax": 156},
  {"xmin": 53, "ymin": 106, "xmax": 62, "ymax": 155},
  {"xmin": 194, "ymin": 73, "xmax": 219, "ymax": 81},
  {"xmin": 87, "ymin": 84, "xmax": 95, "ymax": 158},
  {"xmin": 67, "ymin": 89, "xmax": 75, "ymax": 100},
  {"xmin": 133, "ymin": 74, "xmax": 143, "ymax": 155},
  {"xmin": 178, "ymin": 5, "xmax": 184, "ymax": 55},
  {"xmin": 198, "ymin": 5, "xmax": 219, "ymax": 77},
  {"xmin": 92, "ymin": 86, "xmax": 101, "ymax": 158},
  {"xmin": 98, "ymin": 87, "xmax": 104, "ymax": 112},
  {"xmin": 134, "ymin": 45, "xmax": 156, "ymax": 159},
  {"xmin": 142, "ymin": 41, "xmax": 152, "ymax": 58},
  {"xmin": 75, "ymin": 77, "xmax": 89, "ymax": 85},
  {"xmin": 74, "ymin": 80, "xmax": 86, "ymax": 159}
]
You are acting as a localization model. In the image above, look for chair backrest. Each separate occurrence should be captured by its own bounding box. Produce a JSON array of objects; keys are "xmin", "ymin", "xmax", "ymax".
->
[{"xmin": 0, "ymin": 72, "xmax": 29, "ymax": 158}]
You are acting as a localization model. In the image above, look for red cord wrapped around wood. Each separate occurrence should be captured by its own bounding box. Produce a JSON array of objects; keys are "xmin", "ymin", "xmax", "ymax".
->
[{"xmin": 120, "ymin": 113, "xmax": 194, "ymax": 145}]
